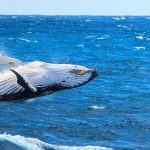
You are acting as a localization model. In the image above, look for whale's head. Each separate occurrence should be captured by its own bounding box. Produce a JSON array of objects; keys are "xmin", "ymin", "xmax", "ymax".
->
[{"xmin": 43, "ymin": 63, "xmax": 99, "ymax": 91}]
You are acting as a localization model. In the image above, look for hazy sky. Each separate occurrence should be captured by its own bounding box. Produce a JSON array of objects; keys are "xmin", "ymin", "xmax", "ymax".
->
[{"xmin": 0, "ymin": 0, "xmax": 149, "ymax": 15}]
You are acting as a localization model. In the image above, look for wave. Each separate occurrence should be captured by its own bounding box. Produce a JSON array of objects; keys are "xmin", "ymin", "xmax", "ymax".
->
[
  {"xmin": 18, "ymin": 38, "xmax": 31, "ymax": 42},
  {"xmin": 113, "ymin": 17, "xmax": 126, "ymax": 20},
  {"xmin": 85, "ymin": 35, "xmax": 96, "ymax": 39},
  {"xmin": 85, "ymin": 20, "xmax": 92, "ymax": 22},
  {"xmin": 26, "ymin": 31, "xmax": 33, "ymax": 34},
  {"xmin": 89, "ymin": 105, "xmax": 106, "ymax": 110},
  {"xmin": 146, "ymin": 17, "xmax": 150, "ymax": 20},
  {"xmin": 0, "ymin": 134, "xmax": 112, "ymax": 150},
  {"xmin": 134, "ymin": 46, "xmax": 145, "ymax": 50},
  {"xmin": 97, "ymin": 37, "xmax": 108, "ymax": 40},
  {"xmin": 77, "ymin": 44, "xmax": 84, "ymax": 47},
  {"xmin": 18, "ymin": 38, "xmax": 38, "ymax": 43},
  {"xmin": 117, "ymin": 25, "xmax": 130, "ymax": 29},
  {"xmin": 136, "ymin": 36, "xmax": 144, "ymax": 40},
  {"xmin": 117, "ymin": 25, "xmax": 122, "ymax": 27}
]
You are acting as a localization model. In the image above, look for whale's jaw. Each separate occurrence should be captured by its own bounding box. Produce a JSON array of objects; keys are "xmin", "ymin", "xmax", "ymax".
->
[{"xmin": 37, "ymin": 69, "xmax": 99, "ymax": 96}]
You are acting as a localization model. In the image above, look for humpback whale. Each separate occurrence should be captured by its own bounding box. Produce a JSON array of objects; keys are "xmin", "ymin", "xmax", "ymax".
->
[{"xmin": 0, "ymin": 55, "xmax": 98, "ymax": 101}]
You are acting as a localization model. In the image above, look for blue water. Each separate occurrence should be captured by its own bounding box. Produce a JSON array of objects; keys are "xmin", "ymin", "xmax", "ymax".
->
[{"xmin": 0, "ymin": 16, "xmax": 150, "ymax": 149}]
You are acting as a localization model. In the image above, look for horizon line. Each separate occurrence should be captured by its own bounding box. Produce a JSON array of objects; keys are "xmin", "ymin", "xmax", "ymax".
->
[{"xmin": 0, "ymin": 14, "xmax": 150, "ymax": 16}]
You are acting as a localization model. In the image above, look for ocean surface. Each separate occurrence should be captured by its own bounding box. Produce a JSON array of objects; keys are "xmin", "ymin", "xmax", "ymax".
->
[{"xmin": 0, "ymin": 16, "xmax": 150, "ymax": 150}]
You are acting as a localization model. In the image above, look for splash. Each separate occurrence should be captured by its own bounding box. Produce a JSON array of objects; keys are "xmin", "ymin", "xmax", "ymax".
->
[{"xmin": 0, "ymin": 134, "xmax": 112, "ymax": 150}]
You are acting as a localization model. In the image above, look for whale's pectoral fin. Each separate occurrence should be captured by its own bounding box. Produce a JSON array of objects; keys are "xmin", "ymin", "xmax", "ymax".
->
[
  {"xmin": 0, "ymin": 55, "xmax": 24, "ymax": 67},
  {"xmin": 10, "ymin": 69, "xmax": 37, "ymax": 94}
]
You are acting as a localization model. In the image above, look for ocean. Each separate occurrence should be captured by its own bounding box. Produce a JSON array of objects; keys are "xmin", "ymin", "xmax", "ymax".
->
[{"xmin": 0, "ymin": 15, "xmax": 150, "ymax": 150}]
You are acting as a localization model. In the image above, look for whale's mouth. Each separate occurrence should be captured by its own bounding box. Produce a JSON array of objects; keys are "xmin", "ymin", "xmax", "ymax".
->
[
  {"xmin": 72, "ymin": 69, "xmax": 99, "ymax": 88},
  {"xmin": 87, "ymin": 69, "xmax": 99, "ymax": 82}
]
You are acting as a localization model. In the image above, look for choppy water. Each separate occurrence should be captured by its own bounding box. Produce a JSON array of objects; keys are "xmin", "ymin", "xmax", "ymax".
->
[{"xmin": 0, "ymin": 16, "xmax": 150, "ymax": 150}]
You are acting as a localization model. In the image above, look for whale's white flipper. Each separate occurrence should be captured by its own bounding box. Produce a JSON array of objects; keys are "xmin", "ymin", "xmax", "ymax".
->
[
  {"xmin": 0, "ymin": 55, "xmax": 23, "ymax": 67},
  {"xmin": 10, "ymin": 69, "xmax": 37, "ymax": 94},
  {"xmin": 0, "ymin": 70, "xmax": 24, "ymax": 97},
  {"xmin": 14, "ymin": 61, "xmax": 53, "ymax": 89}
]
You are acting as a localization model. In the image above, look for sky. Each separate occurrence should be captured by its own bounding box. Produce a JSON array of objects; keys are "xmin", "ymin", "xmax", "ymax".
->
[{"xmin": 0, "ymin": 0, "xmax": 149, "ymax": 15}]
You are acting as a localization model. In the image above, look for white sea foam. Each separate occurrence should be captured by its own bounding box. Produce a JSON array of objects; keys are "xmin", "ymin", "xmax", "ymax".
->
[
  {"xmin": 85, "ymin": 19, "xmax": 92, "ymax": 22},
  {"xmin": 113, "ymin": 17, "xmax": 126, "ymax": 20},
  {"xmin": 25, "ymin": 98, "xmax": 37, "ymax": 103},
  {"xmin": 77, "ymin": 44, "xmax": 84, "ymax": 47},
  {"xmin": 0, "ymin": 134, "xmax": 112, "ymax": 150},
  {"xmin": 136, "ymin": 36, "xmax": 144, "ymax": 40},
  {"xmin": 117, "ymin": 25, "xmax": 122, "ymax": 27},
  {"xmin": 97, "ymin": 37, "xmax": 108, "ymax": 40},
  {"xmin": 26, "ymin": 31, "xmax": 32, "ymax": 34},
  {"xmin": 113, "ymin": 17, "xmax": 120, "ymax": 21},
  {"xmin": 134, "ymin": 46, "xmax": 145, "ymax": 50},
  {"xmin": 89, "ymin": 105, "xmax": 106, "ymax": 110},
  {"xmin": 121, "ymin": 17, "xmax": 126, "ymax": 20},
  {"xmin": 18, "ymin": 38, "xmax": 37, "ymax": 43},
  {"xmin": 18, "ymin": 38, "xmax": 31, "ymax": 42},
  {"xmin": 117, "ymin": 25, "xmax": 129, "ymax": 29},
  {"xmin": 85, "ymin": 35, "xmax": 96, "ymax": 39},
  {"xmin": 95, "ymin": 44, "xmax": 100, "ymax": 47}
]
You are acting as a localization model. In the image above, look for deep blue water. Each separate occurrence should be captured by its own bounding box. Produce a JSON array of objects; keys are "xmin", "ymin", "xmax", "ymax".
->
[{"xmin": 0, "ymin": 16, "xmax": 150, "ymax": 149}]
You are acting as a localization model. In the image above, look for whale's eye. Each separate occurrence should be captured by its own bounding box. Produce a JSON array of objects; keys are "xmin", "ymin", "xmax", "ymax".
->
[{"xmin": 73, "ymin": 69, "xmax": 88, "ymax": 75}]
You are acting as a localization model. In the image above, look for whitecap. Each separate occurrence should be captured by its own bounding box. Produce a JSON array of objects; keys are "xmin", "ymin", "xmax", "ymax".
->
[
  {"xmin": 0, "ymin": 134, "xmax": 112, "ymax": 150},
  {"xmin": 134, "ymin": 46, "xmax": 145, "ymax": 50},
  {"xmin": 121, "ymin": 17, "xmax": 126, "ymax": 20},
  {"xmin": 25, "ymin": 98, "xmax": 37, "ymax": 103},
  {"xmin": 117, "ymin": 25, "xmax": 122, "ymax": 27},
  {"xmin": 77, "ymin": 44, "xmax": 84, "ymax": 47},
  {"xmin": 136, "ymin": 36, "xmax": 144, "ymax": 40},
  {"xmin": 89, "ymin": 105, "xmax": 106, "ymax": 110},
  {"xmin": 85, "ymin": 35, "xmax": 95, "ymax": 39},
  {"xmin": 18, "ymin": 38, "xmax": 31, "ymax": 42},
  {"xmin": 146, "ymin": 17, "xmax": 150, "ymax": 20},
  {"xmin": 113, "ymin": 17, "xmax": 126, "ymax": 20},
  {"xmin": 26, "ymin": 32, "xmax": 32, "ymax": 34},
  {"xmin": 85, "ymin": 19, "xmax": 92, "ymax": 22},
  {"xmin": 113, "ymin": 17, "xmax": 120, "ymax": 21},
  {"xmin": 95, "ymin": 44, "xmax": 100, "ymax": 47},
  {"xmin": 117, "ymin": 25, "xmax": 129, "ymax": 29},
  {"xmin": 97, "ymin": 37, "xmax": 108, "ymax": 40}
]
